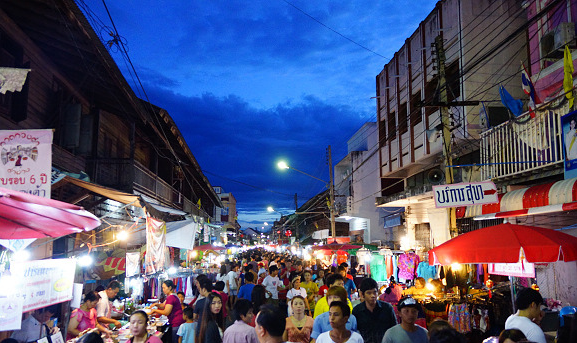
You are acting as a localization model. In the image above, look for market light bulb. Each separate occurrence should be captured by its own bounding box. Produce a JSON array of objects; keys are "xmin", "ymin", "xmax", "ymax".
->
[
  {"xmin": 267, "ymin": 206, "xmax": 274, "ymax": 212},
  {"xmin": 117, "ymin": 230, "xmax": 129, "ymax": 241},
  {"xmin": 191, "ymin": 251, "xmax": 198, "ymax": 258},
  {"xmin": 451, "ymin": 263, "xmax": 462, "ymax": 271},
  {"xmin": 168, "ymin": 267, "xmax": 177, "ymax": 275},
  {"xmin": 78, "ymin": 255, "xmax": 93, "ymax": 267}
]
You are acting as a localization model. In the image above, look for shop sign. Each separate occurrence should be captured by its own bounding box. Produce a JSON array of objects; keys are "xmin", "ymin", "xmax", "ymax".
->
[
  {"xmin": 10, "ymin": 258, "xmax": 76, "ymax": 312},
  {"xmin": 488, "ymin": 260, "xmax": 535, "ymax": 278},
  {"xmin": 433, "ymin": 181, "xmax": 498, "ymax": 208},
  {"xmin": 0, "ymin": 295, "xmax": 24, "ymax": 331},
  {"xmin": 0, "ymin": 129, "xmax": 53, "ymax": 198}
]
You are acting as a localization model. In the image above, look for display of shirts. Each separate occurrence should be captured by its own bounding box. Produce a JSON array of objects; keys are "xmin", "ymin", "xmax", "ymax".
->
[
  {"xmin": 397, "ymin": 252, "xmax": 420, "ymax": 281},
  {"xmin": 416, "ymin": 262, "xmax": 438, "ymax": 281}
]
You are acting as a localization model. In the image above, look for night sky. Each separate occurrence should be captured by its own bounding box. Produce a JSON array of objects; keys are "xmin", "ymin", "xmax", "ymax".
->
[{"xmin": 78, "ymin": 0, "xmax": 437, "ymax": 230}]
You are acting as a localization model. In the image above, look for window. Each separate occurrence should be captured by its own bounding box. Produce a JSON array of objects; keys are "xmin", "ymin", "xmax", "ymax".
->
[{"xmin": 0, "ymin": 31, "xmax": 28, "ymax": 122}]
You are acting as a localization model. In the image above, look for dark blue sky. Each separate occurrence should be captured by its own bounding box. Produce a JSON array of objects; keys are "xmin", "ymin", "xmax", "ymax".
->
[{"xmin": 79, "ymin": 0, "xmax": 436, "ymax": 229}]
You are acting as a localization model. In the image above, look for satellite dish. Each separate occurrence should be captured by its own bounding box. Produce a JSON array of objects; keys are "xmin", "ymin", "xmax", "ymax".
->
[{"xmin": 427, "ymin": 169, "xmax": 445, "ymax": 184}]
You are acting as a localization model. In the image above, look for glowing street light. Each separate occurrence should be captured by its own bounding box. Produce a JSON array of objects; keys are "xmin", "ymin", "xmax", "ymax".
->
[
  {"xmin": 276, "ymin": 146, "xmax": 336, "ymax": 240},
  {"xmin": 117, "ymin": 230, "xmax": 129, "ymax": 241}
]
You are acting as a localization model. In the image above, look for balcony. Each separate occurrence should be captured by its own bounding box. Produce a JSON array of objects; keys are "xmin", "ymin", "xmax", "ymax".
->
[
  {"xmin": 89, "ymin": 158, "xmax": 186, "ymax": 209},
  {"xmin": 480, "ymin": 104, "xmax": 569, "ymax": 181}
]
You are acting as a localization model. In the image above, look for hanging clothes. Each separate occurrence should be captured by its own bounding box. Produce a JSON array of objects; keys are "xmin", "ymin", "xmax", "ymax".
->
[
  {"xmin": 397, "ymin": 252, "xmax": 420, "ymax": 281},
  {"xmin": 416, "ymin": 262, "xmax": 437, "ymax": 281},
  {"xmin": 385, "ymin": 255, "xmax": 394, "ymax": 279},
  {"xmin": 448, "ymin": 303, "xmax": 472, "ymax": 334},
  {"xmin": 369, "ymin": 254, "xmax": 386, "ymax": 281},
  {"xmin": 392, "ymin": 254, "xmax": 398, "ymax": 281}
]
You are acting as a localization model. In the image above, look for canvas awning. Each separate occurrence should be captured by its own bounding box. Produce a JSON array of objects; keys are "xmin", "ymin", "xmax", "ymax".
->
[{"xmin": 457, "ymin": 177, "xmax": 577, "ymax": 220}]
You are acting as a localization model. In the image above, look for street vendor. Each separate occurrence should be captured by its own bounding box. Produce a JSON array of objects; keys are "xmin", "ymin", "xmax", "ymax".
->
[
  {"xmin": 149, "ymin": 280, "xmax": 184, "ymax": 343},
  {"xmin": 11, "ymin": 306, "xmax": 59, "ymax": 343},
  {"xmin": 67, "ymin": 291, "xmax": 111, "ymax": 340},
  {"xmin": 402, "ymin": 277, "xmax": 429, "ymax": 297},
  {"xmin": 96, "ymin": 280, "xmax": 122, "ymax": 329}
]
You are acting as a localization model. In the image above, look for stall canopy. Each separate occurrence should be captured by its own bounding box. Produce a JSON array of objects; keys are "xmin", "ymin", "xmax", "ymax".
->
[
  {"xmin": 194, "ymin": 243, "xmax": 225, "ymax": 252},
  {"xmin": 428, "ymin": 223, "xmax": 577, "ymax": 265},
  {"xmin": 0, "ymin": 186, "xmax": 101, "ymax": 239},
  {"xmin": 458, "ymin": 177, "xmax": 577, "ymax": 220},
  {"xmin": 312, "ymin": 241, "xmax": 362, "ymax": 252}
]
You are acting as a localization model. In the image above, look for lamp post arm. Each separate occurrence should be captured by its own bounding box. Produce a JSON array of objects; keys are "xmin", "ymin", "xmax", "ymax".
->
[{"xmin": 288, "ymin": 167, "xmax": 329, "ymax": 187}]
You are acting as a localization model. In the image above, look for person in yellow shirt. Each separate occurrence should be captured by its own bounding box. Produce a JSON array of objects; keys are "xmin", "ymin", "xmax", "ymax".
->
[
  {"xmin": 301, "ymin": 270, "xmax": 319, "ymax": 314},
  {"xmin": 313, "ymin": 273, "xmax": 353, "ymax": 318}
]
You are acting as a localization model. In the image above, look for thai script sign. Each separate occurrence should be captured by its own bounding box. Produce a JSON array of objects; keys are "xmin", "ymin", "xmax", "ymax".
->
[
  {"xmin": 433, "ymin": 181, "xmax": 498, "ymax": 208},
  {"xmin": 0, "ymin": 130, "xmax": 53, "ymax": 198},
  {"xmin": 489, "ymin": 260, "xmax": 535, "ymax": 278},
  {"xmin": 10, "ymin": 259, "xmax": 76, "ymax": 312}
]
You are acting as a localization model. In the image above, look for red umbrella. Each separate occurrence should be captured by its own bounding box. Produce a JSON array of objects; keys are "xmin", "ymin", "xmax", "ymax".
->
[
  {"xmin": 311, "ymin": 241, "xmax": 362, "ymax": 252},
  {"xmin": 429, "ymin": 223, "xmax": 577, "ymax": 265},
  {"xmin": 0, "ymin": 186, "xmax": 101, "ymax": 239},
  {"xmin": 194, "ymin": 243, "xmax": 225, "ymax": 251}
]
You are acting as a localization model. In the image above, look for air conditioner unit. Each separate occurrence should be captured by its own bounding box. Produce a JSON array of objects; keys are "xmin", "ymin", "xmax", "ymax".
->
[{"xmin": 540, "ymin": 22, "xmax": 575, "ymax": 59}]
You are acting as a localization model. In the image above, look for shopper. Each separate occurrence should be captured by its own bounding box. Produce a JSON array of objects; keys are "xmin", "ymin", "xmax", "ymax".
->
[
  {"xmin": 382, "ymin": 297, "xmax": 428, "ymax": 343},
  {"xmin": 197, "ymin": 292, "xmax": 225, "ymax": 343},
  {"xmin": 238, "ymin": 271, "xmax": 256, "ymax": 301},
  {"xmin": 150, "ymin": 280, "xmax": 185, "ymax": 343},
  {"xmin": 287, "ymin": 275, "xmax": 310, "ymax": 316},
  {"xmin": 262, "ymin": 265, "xmax": 283, "ymax": 307},
  {"xmin": 504, "ymin": 288, "xmax": 547, "ymax": 343},
  {"xmin": 313, "ymin": 274, "xmax": 352, "ymax": 318},
  {"xmin": 177, "ymin": 308, "xmax": 195, "ymax": 343},
  {"xmin": 193, "ymin": 279, "xmax": 213, "ymax": 324},
  {"xmin": 127, "ymin": 311, "xmax": 163, "ymax": 343},
  {"xmin": 352, "ymin": 278, "xmax": 396, "ymax": 343},
  {"xmin": 311, "ymin": 286, "xmax": 358, "ymax": 341},
  {"xmin": 250, "ymin": 285, "xmax": 268, "ymax": 327},
  {"xmin": 254, "ymin": 305, "xmax": 286, "ymax": 343},
  {"xmin": 301, "ymin": 270, "xmax": 319, "ymax": 313},
  {"xmin": 222, "ymin": 299, "xmax": 258, "ymax": 343},
  {"xmin": 314, "ymin": 301, "xmax": 363, "ymax": 343},
  {"xmin": 283, "ymin": 296, "xmax": 314, "ymax": 343}
]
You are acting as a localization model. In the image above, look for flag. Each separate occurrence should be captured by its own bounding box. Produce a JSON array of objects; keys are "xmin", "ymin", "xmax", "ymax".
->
[
  {"xmin": 499, "ymin": 85, "xmax": 523, "ymax": 117},
  {"xmin": 564, "ymin": 45, "xmax": 574, "ymax": 108},
  {"xmin": 197, "ymin": 198, "xmax": 201, "ymax": 208},
  {"xmin": 521, "ymin": 63, "xmax": 539, "ymax": 118}
]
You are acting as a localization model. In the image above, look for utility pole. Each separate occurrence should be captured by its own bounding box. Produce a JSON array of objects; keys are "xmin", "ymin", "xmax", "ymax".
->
[
  {"xmin": 328, "ymin": 145, "xmax": 336, "ymax": 241},
  {"xmin": 435, "ymin": 35, "xmax": 458, "ymax": 238}
]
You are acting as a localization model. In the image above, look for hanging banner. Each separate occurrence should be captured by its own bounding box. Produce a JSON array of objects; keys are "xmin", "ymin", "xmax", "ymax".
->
[
  {"xmin": 561, "ymin": 110, "xmax": 577, "ymax": 179},
  {"xmin": 126, "ymin": 252, "xmax": 141, "ymax": 277},
  {"xmin": 0, "ymin": 129, "xmax": 53, "ymax": 198},
  {"xmin": 0, "ymin": 295, "xmax": 24, "ymax": 331},
  {"xmin": 10, "ymin": 258, "xmax": 76, "ymax": 312},
  {"xmin": 145, "ymin": 217, "xmax": 167, "ymax": 274}
]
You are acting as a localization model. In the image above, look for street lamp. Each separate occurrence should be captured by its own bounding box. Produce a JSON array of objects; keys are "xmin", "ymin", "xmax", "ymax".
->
[{"xmin": 276, "ymin": 145, "xmax": 336, "ymax": 240}]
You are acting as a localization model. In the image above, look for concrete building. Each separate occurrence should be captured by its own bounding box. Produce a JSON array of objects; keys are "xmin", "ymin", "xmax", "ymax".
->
[
  {"xmin": 375, "ymin": 0, "xmax": 527, "ymax": 250},
  {"xmin": 213, "ymin": 186, "xmax": 240, "ymax": 243},
  {"xmin": 334, "ymin": 123, "xmax": 403, "ymax": 246}
]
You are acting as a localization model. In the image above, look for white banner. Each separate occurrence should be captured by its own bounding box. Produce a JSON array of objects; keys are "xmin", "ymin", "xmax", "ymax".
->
[
  {"xmin": 489, "ymin": 260, "xmax": 535, "ymax": 278},
  {"xmin": 0, "ymin": 129, "xmax": 53, "ymax": 198},
  {"xmin": 145, "ymin": 217, "xmax": 166, "ymax": 274},
  {"xmin": 0, "ymin": 295, "xmax": 24, "ymax": 331},
  {"xmin": 126, "ymin": 252, "xmax": 141, "ymax": 277},
  {"xmin": 433, "ymin": 181, "xmax": 499, "ymax": 208},
  {"xmin": 10, "ymin": 259, "xmax": 76, "ymax": 312}
]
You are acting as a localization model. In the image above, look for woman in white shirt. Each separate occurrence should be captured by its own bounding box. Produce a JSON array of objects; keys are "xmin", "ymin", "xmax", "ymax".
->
[
  {"xmin": 315, "ymin": 301, "xmax": 364, "ymax": 343},
  {"xmin": 216, "ymin": 264, "xmax": 228, "ymax": 293},
  {"xmin": 286, "ymin": 275, "xmax": 310, "ymax": 316}
]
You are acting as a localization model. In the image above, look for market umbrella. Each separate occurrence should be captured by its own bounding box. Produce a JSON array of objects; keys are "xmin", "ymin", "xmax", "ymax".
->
[
  {"xmin": 0, "ymin": 186, "xmax": 101, "ymax": 239},
  {"xmin": 193, "ymin": 243, "xmax": 225, "ymax": 252},
  {"xmin": 311, "ymin": 241, "xmax": 362, "ymax": 252},
  {"xmin": 429, "ymin": 223, "xmax": 577, "ymax": 265}
]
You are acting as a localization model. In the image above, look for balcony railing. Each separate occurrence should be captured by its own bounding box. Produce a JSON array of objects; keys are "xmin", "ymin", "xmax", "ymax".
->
[
  {"xmin": 480, "ymin": 104, "xmax": 569, "ymax": 181},
  {"xmin": 90, "ymin": 158, "xmax": 185, "ymax": 209}
]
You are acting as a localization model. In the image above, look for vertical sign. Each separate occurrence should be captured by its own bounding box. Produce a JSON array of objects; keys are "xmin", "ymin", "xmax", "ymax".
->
[
  {"xmin": 145, "ymin": 216, "xmax": 167, "ymax": 274},
  {"xmin": 562, "ymin": 110, "xmax": 577, "ymax": 179},
  {"xmin": 0, "ymin": 129, "xmax": 53, "ymax": 198}
]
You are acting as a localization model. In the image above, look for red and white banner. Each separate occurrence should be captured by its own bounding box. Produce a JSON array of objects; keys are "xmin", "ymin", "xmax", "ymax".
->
[
  {"xmin": 145, "ymin": 217, "xmax": 167, "ymax": 274},
  {"xmin": 0, "ymin": 129, "xmax": 53, "ymax": 198}
]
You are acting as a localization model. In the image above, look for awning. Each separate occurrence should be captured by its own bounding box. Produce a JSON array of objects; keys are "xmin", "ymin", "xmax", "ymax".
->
[
  {"xmin": 458, "ymin": 177, "xmax": 577, "ymax": 220},
  {"xmin": 58, "ymin": 176, "xmax": 141, "ymax": 206},
  {"xmin": 166, "ymin": 219, "xmax": 200, "ymax": 250}
]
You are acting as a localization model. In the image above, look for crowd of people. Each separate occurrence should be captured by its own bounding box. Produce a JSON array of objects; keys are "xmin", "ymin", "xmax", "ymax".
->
[{"xmin": 7, "ymin": 248, "xmax": 555, "ymax": 343}]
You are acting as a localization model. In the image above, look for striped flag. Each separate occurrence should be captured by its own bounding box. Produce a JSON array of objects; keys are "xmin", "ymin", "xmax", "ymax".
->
[{"xmin": 521, "ymin": 63, "xmax": 540, "ymax": 118}]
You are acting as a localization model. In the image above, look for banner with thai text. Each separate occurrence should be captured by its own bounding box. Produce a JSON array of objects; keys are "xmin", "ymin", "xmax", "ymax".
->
[
  {"xmin": 433, "ymin": 181, "xmax": 498, "ymax": 208},
  {"xmin": 10, "ymin": 258, "xmax": 76, "ymax": 312},
  {"xmin": 0, "ymin": 129, "xmax": 53, "ymax": 198},
  {"xmin": 488, "ymin": 259, "xmax": 535, "ymax": 278},
  {"xmin": 0, "ymin": 295, "xmax": 24, "ymax": 331}
]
